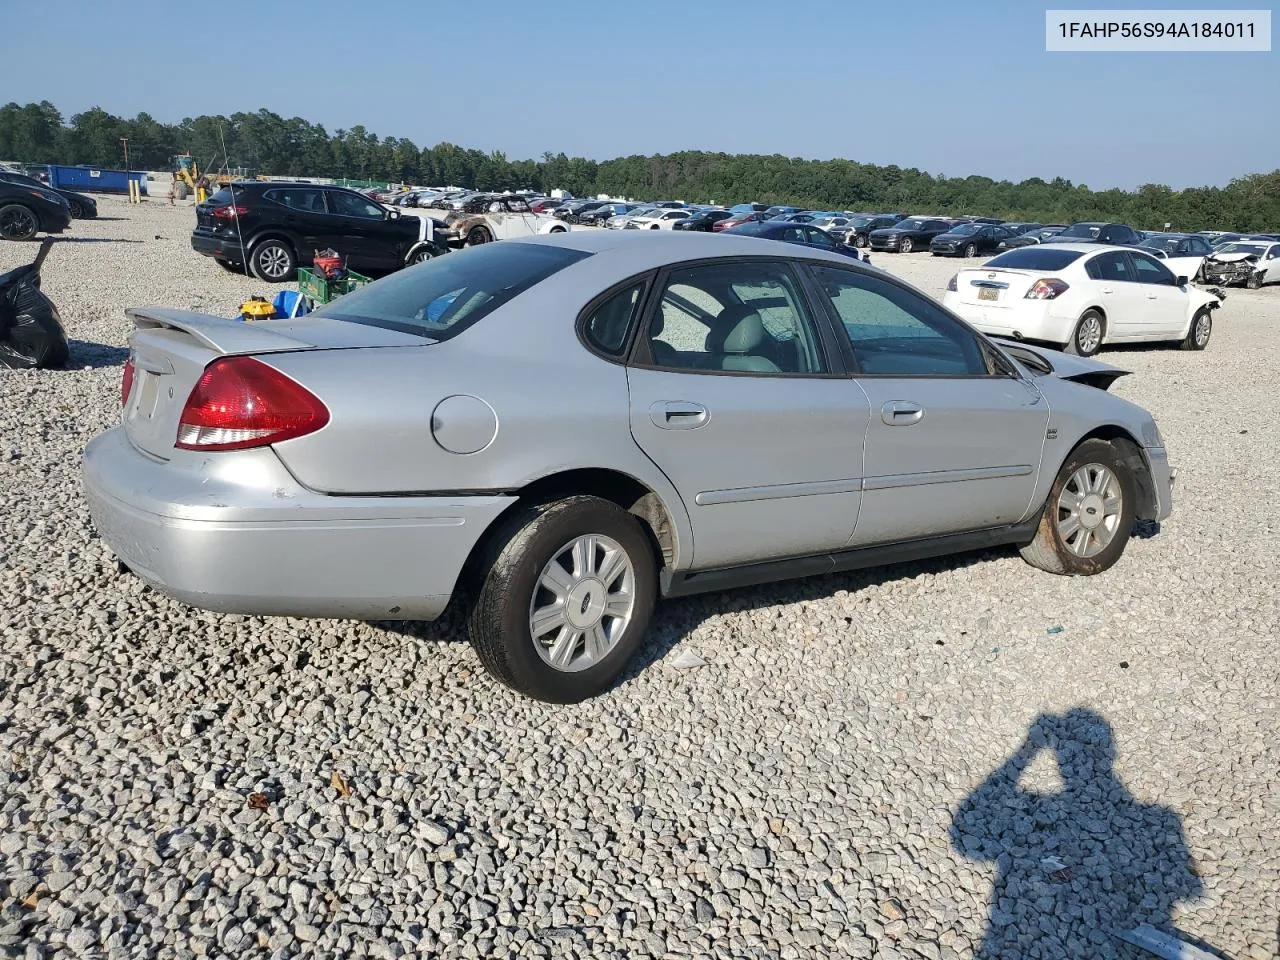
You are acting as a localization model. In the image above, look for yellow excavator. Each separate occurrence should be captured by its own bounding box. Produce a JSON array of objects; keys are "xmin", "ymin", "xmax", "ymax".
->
[
  {"xmin": 172, "ymin": 154, "xmax": 211, "ymax": 202},
  {"xmin": 171, "ymin": 154, "xmax": 261, "ymax": 202}
]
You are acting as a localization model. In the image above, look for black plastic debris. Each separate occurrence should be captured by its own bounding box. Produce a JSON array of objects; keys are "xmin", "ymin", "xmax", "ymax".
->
[{"xmin": 0, "ymin": 239, "xmax": 69, "ymax": 370}]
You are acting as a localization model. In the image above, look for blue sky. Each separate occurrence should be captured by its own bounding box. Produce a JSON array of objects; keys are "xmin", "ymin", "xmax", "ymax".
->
[{"xmin": 2, "ymin": 0, "xmax": 1275, "ymax": 189}]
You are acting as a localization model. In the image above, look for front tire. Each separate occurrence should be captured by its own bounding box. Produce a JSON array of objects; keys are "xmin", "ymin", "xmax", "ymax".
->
[
  {"xmin": 1180, "ymin": 308, "xmax": 1212, "ymax": 351},
  {"xmin": 964, "ymin": 243, "xmax": 977, "ymax": 258},
  {"xmin": 854, "ymin": 234, "xmax": 868, "ymax": 248},
  {"xmin": 0, "ymin": 204, "xmax": 39, "ymax": 241},
  {"xmin": 468, "ymin": 496, "xmax": 657, "ymax": 703},
  {"xmin": 465, "ymin": 226, "xmax": 492, "ymax": 246},
  {"xmin": 1246, "ymin": 273, "xmax": 1262, "ymax": 290},
  {"xmin": 249, "ymin": 239, "xmax": 296, "ymax": 282},
  {"xmin": 1020, "ymin": 439, "xmax": 1136, "ymax": 576},
  {"xmin": 68, "ymin": 199, "xmax": 86, "ymax": 219},
  {"xmin": 899, "ymin": 237, "xmax": 913, "ymax": 254},
  {"xmin": 1065, "ymin": 309, "xmax": 1105, "ymax": 357}
]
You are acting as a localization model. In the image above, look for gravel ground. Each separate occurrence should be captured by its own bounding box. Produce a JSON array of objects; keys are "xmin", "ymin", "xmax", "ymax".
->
[{"xmin": 1, "ymin": 199, "xmax": 1277, "ymax": 959}]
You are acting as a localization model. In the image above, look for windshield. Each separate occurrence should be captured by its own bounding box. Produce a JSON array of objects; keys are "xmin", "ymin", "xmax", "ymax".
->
[
  {"xmin": 948, "ymin": 223, "xmax": 982, "ymax": 236},
  {"xmin": 894, "ymin": 219, "xmax": 928, "ymax": 230},
  {"xmin": 986, "ymin": 248, "xmax": 1086, "ymax": 270},
  {"xmin": 727, "ymin": 222, "xmax": 775, "ymax": 236},
  {"xmin": 1140, "ymin": 236, "xmax": 1181, "ymax": 252},
  {"xmin": 1216, "ymin": 243, "xmax": 1266, "ymax": 255},
  {"xmin": 312, "ymin": 243, "xmax": 591, "ymax": 340},
  {"xmin": 1058, "ymin": 223, "xmax": 1103, "ymax": 239},
  {"xmin": 0, "ymin": 172, "xmax": 43, "ymax": 188}
]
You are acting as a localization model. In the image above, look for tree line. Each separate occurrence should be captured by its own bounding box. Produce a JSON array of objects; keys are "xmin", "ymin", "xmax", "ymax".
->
[{"xmin": 3, "ymin": 100, "xmax": 1278, "ymax": 231}]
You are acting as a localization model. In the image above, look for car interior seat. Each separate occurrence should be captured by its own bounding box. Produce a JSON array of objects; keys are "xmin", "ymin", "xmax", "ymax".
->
[{"xmin": 705, "ymin": 305, "xmax": 783, "ymax": 373}]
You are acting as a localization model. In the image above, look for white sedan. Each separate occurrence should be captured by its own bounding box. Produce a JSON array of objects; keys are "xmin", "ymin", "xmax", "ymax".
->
[
  {"xmin": 943, "ymin": 243, "xmax": 1222, "ymax": 357},
  {"xmin": 627, "ymin": 209, "xmax": 694, "ymax": 230}
]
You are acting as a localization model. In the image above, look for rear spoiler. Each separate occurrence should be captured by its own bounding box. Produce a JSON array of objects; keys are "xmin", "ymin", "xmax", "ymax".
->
[{"xmin": 127, "ymin": 307, "xmax": 316, "ymax": 356}]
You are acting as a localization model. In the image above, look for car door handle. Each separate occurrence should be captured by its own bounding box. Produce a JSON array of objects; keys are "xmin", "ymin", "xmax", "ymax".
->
[
  {"xmin": 1101, "ymin": 287, "xmax": 1114, "ymax": 294},
  {"xmin": 881, "ymin": 401, "xmax": 924, "ymax": 426},
  {"xmin": 650, "ymin": 401, "xmax": 708, "ymax": 430}
]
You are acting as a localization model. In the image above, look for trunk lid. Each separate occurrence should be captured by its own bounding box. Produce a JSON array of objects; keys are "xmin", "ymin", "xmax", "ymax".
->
[
  {"xmin": 122, "ymin": 308, "xmax": 428, "ymax": 460},
  {"xmin": 952, "ymin": 268, "xmax": 1040, "ymax": 308}
]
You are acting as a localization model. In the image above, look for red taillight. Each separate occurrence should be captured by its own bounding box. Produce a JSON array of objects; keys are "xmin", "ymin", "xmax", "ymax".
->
[
  {"xmin": 1025, "ymin": 278, "xmax": 1069, "ymax": 300},
  {"xmin": 176, "ymin": 357, "xmax": 329, "ymax": 451},
  {"xmin": 211, "ymin": 204, "xmax": 248, "ymax": 220},
  {"xmin": 946, "ymin": 274, "xmax": 958, "ymax": 292},
  {"xmin": 121, "ymin": 357, "xmax": 135, "ymax": 407}
]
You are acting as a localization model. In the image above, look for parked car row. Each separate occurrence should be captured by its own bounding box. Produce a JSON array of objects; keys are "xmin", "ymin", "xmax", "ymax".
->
[{"xmin": 184, "ymin": 181, "xmax": 1277, "ymax": 291}]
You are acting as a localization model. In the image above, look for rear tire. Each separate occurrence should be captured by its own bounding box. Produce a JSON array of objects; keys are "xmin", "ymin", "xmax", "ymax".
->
[
  {"xmin": 468, "ymin": 496, "xmax": 657, "ymax": 703},
  {"xmin": 465, "ymin": 225, "xmax": 492, "ymax": 246},
  {"xmin": 249, "ymin": 239, "xmax": 296, "ymax": 282},
  {"xmin": 1179, "ymin": 308, "xmax": 1212, "ymax": 351},
  {"xmin": 1020, "ymin": 439, "xmax": 1136, "ymax": 576},
  {"xmin": 1065, "ymin": 309, "xmax": 1105, "ymax": 357}
]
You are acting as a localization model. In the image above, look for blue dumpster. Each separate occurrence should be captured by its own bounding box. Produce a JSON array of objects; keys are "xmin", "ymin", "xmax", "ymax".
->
[{"xmin": 48, "ymin": 165, "xmax": 148, "ymax": 195}]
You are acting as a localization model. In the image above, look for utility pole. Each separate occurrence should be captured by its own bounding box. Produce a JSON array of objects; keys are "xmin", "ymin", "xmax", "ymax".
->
[{"xmin": 119, "ymin": 138, "xmax": 130, "ymax": 171}]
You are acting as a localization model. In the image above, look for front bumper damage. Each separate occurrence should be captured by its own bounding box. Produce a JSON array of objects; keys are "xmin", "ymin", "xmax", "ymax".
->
[{"xmin": 1201, "ymin": 255, "xmax": 1262, "ymax": 287}]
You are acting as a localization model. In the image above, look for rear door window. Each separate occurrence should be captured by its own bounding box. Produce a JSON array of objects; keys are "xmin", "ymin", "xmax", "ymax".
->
[{"xmin": 266, "ymin": 188, "xmax": 325, "ymax": 213}]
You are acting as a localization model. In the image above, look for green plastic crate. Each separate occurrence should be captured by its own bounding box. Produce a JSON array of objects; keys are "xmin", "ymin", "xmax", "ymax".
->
[{"xmin": 297, "ymin": 267, "xmax": 371, "ymax": 305}]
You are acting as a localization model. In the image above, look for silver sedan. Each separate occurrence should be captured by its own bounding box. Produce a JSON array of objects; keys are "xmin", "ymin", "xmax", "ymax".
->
[{"xmin": 83, "ymin": 232, "xmax": 1174, "ymax": 702}]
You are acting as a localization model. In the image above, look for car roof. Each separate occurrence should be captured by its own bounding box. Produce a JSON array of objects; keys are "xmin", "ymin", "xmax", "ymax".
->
[
  {"xmin": 1034, "ymin": 242, "xmax": 1154, "ymax": 254},
  {"xmin": 513, "ymin": 229, "xmax": 872, "ymax": 274}
]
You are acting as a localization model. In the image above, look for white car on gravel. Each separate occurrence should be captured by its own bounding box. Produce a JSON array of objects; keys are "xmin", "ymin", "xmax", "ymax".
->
[
  {"xmin": 943, "ymin": 243, "xmax": 1222, "ymax": 356},
  {"xmin": 626, "ymin": 209, "xmax": 694, "ymax": 230}
]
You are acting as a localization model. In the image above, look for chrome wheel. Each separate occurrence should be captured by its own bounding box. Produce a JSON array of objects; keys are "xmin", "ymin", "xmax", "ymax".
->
[
  {"xmin": 528, "ymin": 534, "xmax": 635, "ymax": 673},
  {"xmin": 1076, "ymin": 314, "xmax": 1103, "ymax": 354},
  {"xmin": 256, "ymin": 245, "xmax": 290, "ymax": 280},
  {"xmin": 900, "ymin": 237, "xmax": 913, "ymax": 253},
  {"xmin": 1056, "ymin": 464, "xmax": 1123, "ymax": 558},
  {"xmin": 964, "ymin": 243, "xmax": 977, "ymax": 258},
  {"xmin": 1193, "ymin": 312, "xmax": 1211, "ymax": 347}
]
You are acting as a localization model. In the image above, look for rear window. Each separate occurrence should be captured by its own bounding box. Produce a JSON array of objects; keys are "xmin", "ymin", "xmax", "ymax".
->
[
  {"xmin": 205, "ymin": 187, "xmax": 236, "ymax": 206},
  {"xmin": 311, "ymin": 242, "xmax": 591, "ymax": 341},
  {"xmin": 985, "ymin": 248, "xmax": 1086, "ymax": 270}
]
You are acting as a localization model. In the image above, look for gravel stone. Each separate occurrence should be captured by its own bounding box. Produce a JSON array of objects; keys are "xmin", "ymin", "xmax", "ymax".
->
[{"xmin": 0, "ymin": 202, "xmax": 1276, "ymax": 959}]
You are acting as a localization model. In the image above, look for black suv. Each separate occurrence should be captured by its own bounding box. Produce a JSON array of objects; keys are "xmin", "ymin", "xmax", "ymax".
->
[{"xmin": 190, "ymin": 182, "xmax": 450, "ymax": 281}]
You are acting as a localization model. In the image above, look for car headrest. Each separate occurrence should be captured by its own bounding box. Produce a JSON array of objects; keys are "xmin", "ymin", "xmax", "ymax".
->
[{"xmin": 706, "ymin": 306, "xmax": 765, "ymax": 354}]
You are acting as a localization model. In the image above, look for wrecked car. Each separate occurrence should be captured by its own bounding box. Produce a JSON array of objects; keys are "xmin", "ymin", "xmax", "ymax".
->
[
  {"xmin": 1201, "ymin": 240, "xmax": 1280, "ymax": 289},
  {"xmin": 438, "ymin": 195, "xmax": 568, "ymax": 247}
]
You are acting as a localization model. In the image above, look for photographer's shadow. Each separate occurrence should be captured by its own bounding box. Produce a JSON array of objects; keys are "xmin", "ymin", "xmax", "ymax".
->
[{"xmin": 951, "ymin": 708, "xmax": 1217, "ymax": 958}]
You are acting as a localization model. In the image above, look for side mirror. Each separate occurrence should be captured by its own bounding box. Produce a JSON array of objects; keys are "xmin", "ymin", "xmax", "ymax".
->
[
  {"xmin": 387, "ymin": 208, "xmax": 401, "ymax": 220},
  {"xmin": 1175, "ymin": 275, "xmax": 1188, "ymax": 286}
]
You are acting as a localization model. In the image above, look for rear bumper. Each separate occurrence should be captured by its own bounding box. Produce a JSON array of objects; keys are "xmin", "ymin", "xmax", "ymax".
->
[
  {"xmin": 190, "ymin": 231, "xmax": 246, "ymax": 262},
  {"xmin": 82, "ymin": 427, "xmax": 516, "ymax": 620},
  {"xmin": 944, "ymin": 296, "xmax": 1076, "ymax": 346}
]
